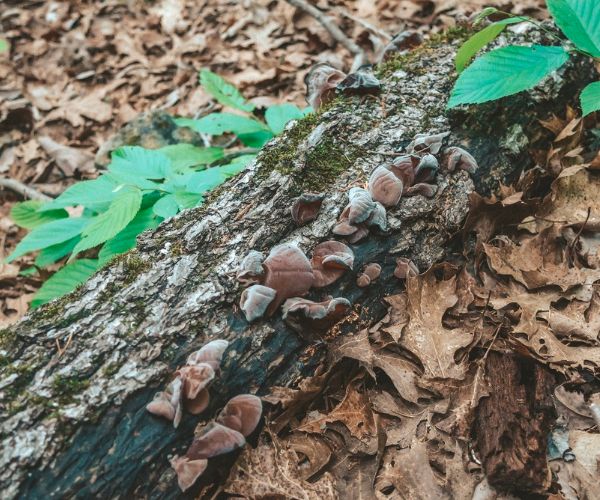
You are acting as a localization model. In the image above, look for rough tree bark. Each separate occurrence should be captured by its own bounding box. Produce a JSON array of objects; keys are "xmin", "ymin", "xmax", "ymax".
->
[{"xmin": 0, "ymin": 29, "xmax": 592, "ymax": 498}]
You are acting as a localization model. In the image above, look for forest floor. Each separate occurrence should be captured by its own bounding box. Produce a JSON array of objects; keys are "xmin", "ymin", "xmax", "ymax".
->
[{"xmin": 0, "ymin": 0, "xmax": 548, "ymax": 325}]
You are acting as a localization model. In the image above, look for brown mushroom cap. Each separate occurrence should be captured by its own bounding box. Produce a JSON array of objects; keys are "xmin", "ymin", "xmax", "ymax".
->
[
  {"xmin": 366, "ymin": 202, "xmax": 387, "ymax": 232},
  {"xmin": 368, "ymin": 166, "xmax": 403, "ymax": 207},
  {"xmin": 394, "ymin": 257, "xmax": 419, "ymax": 279},
  {"xmin": 357, "ymin": 263, "xmax": 381, "ymax": 287},
  {"xmin": 186, "ymin": 339, "xmax": 229, "ymax": 371},
  {"xmin": 146, "ymin": 375, "xmax": 184, "ymax": 428},
  {"xmin": 404, "ymin": 182, "xmax": 437, "ymax": 198},
  {"xmin": 389, "ymin": 155, "xmax": 419, "ymax": 188},
  {"xmin": 185, "ymin": 388, "xmax": 210, "ymax": 415},
  {"xmin": 347, "ymin": 225, "xmax": 370, "ymax": 244},
  {"xmin": 186, "ymin": 422, "xmax": 246, "ymax": 461},
  {"xmin": 216, "ymin": 394, "xmax": 263, "ymax": 437},
  {"xmin": 240, "ymin": 284, "xmax": 277, "ymax": 321},
  {"xmin": 305, "ymin": 63, "xmax": 346, "ymax": 110},
  {"xmin": 291, "ymin": 193, "xmax": 325, "ymax": 225},
  {"xmin": 282, "ymin": 296, "xmax": 352, "ymax": 332},
  {"xmin": 332, "ymin": 219, "xmax": 358, "ymax": 236},
  {"xmin": 311, "ymin": 240, "xmax": 354, "ymax": 287},
  {"xmin": 407, "ymin": 131, "xmax": 450, "ymax": 155},
  {"xmin": 262, "ymin": 244, "xmax": 315, "ymax": 315},
  {"xmin": 443, "ymin": 146, "xmax": 478, "ymax": 173},
  {"xmin": 415, "ymin": 154, "xmax": 439, "ymax": 183},
  {"xmin": 170, "ymin": 456, "xmax": 208, "ymax": 492},
  {"xmin": 177, "ymin": 364, "xmax": 215, "ymax": 401},
  {"xmin": 236, "ymin": 250, "xmax": 265, "ymax": 286},
  {"xmin": 347, "ymin": 187, "xmax": 376, "ymax": 224}
]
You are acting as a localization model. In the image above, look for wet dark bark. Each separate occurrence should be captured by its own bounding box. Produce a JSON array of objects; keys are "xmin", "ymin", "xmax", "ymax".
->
[{"xmin": 0, "ymin": 28, "xmax": 593, "ymax": 499}]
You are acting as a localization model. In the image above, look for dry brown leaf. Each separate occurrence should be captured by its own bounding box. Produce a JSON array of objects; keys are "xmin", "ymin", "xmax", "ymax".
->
[
  {"xmin": 224, "ymin": 432, "xmax": 338, "ymax": 499},
  {"xmin": 37, "ymin": 136, "xmax": 95, "ymax": 176},
  {"xmin": 554, "ymin": 386, "xmax": 596, "ymax": 430},
  {"xmin": 298, "ymin": 382, "xmax": 376, "ymax": 440},
  {"xmin": 284, "ymin": 432, "xmax": 332, "ymax": 479}
]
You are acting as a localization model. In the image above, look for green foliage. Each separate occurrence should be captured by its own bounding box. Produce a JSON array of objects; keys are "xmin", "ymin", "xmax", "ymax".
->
[
  {"xmin": 581, "ymin": 81, "xmax": 600, "ymax": 116},
  {"xmin": 449, "ymin": 45, "xmax": 569, "ymax": 107},
  {"xmin": 7, "ymin": 70, "xmax": 309, "ymax": 307},
  {"xmin": 0, "ymin": 38, "xmax": 8, "ymax": 53},
  {"xmin": 450, "ymin": 1, "xmax": 600, "ymax": 114}
]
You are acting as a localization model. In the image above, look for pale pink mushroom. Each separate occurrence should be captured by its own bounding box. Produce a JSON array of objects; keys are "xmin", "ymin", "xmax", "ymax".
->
[
  {"xmin": 236, "ymin": 250, "xmax": 265, "ymax": 286},
  {"xmin": 347, "ymin": 187, "xmax": 376, "ymax": 224},
  {"xmin": 414, "ymin": 154, "xmax": 439, "ymax": 183},
  {"xmin": 291, "ymin": 193, "xmax": 324, "ymax": 225},
  {"xmin": 407, "ymin": 131, "xmax": 450, "ymax": 155},
  {"xmin": 186, "ymin": 422, "xmax": 246, "ymax": 460},
  {"xmin": 366, "ymin": 202, "xmax": 387, "ymax": 232},
  {"xmin": 394, "ymin": 257, "xmax": 419, "ymax": 279},
  {"xmin": 177, "ymin": 364, "xmax": 215, "ymax": 415},
  {"xmin": 170, "ymin": 455, "xmax": 208, "ymax": 492},
  {"xmin": 186, "ymin": 339, "xmax": 229, "ymax": 371},
  {"xmin": 368, "ymin": 166, "xmax": 403, "ymax": 207},
  {"xmin": 262, "ymin": 244, "xmax": 315, "ymax": 315},
  {"xmin": 357, "ymin": 263, "xmax": 382, "ymax": 287},
  {"xmin": 240, "ymin": 284, "xmax": 276, "ymax": 322},
  {"xmin": 147, "ymin": 375, "xmax": 184, "ymax": 428},
  {"xmin": 389, "ymin": 154, "xmax": 419, "ymax": 188},
  {"xmin": 304, "ymin": 63, "xmax": 346, "ymax": 110},
  {"xmin": 282, "ymin": 297, "xmax": 352, "ymax": 333},
  {"xmin": 216, "ymin": 394, "xmax": 263, "ymax": 437},
  {"xmin": 443, "ymin": 146, "xmax": 478, "ymax": 173},
  {"xmin": 311, "ymin": 241, "xmax": 354, "ymax": 287}
]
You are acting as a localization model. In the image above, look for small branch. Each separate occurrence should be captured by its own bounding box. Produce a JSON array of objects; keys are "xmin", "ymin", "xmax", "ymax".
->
[
  {"xmin": 0, "ymin": 177, "xmax": 52, "ymax": 201},
  {"xmin": 337, "ymin": 8, "xmax": 391, "ymax": 42},
  {"xmin": 285, "ymin": 0, "xmax": 367, "ymax": 70}
]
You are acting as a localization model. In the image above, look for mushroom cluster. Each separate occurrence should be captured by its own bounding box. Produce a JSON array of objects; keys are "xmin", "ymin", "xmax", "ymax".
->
[
  {"xmin": 170, "ymin": 394, "xmax": 263, "ymax": 491},
  {"xmin": 238, "ymin": 241, "xmax": 354, "ymax": 327},
  {"xmin": 146, "ymin": 339, "xmax": 228, "ymax": 428}
]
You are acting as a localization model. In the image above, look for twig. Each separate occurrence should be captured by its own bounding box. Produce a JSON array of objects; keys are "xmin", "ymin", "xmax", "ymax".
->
[
  {"xmin": 0, "ymin": 177, "xmax": 52, "ymax": 201},
  {"xmin": 337, "ymin": 7, "xmax": 392, "ymax": 41},
  {"xmin": 285, "ymin": 0, "xmax": 367, "ymax": 70}
]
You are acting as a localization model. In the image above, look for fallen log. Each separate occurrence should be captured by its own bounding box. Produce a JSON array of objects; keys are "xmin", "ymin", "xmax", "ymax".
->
[{"xmin": 0, "ymin": 27, "xmax": 593, "ymax": 498}]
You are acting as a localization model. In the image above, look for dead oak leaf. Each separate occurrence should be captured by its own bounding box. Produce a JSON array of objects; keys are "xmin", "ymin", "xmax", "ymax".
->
[
  {"xmin": 298, "ymin": 382, "xmax": 376, "ymax": 441},
  {"xmin": 400, "ymin": 272, "xmax": 473, "ymax": 380},
  {"xmin": 224, "ymin": 432, "xmax": 338, "ymax": 500}
]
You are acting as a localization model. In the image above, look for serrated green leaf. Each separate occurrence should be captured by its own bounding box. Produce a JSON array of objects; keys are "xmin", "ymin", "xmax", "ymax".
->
[
  {"xmin": 581, "ymin": 81, "xmax": 600, "ymax": 116},
  {"xmin": 158, "ymin": 144, "xmax": 224, "ymax": 172},
  {"xmin": 71, "ymin": 186, "xmax": 142, "ymax": 258},
  {"xmin": 109, "ymin": 146, "xmax": 171, "ymax": 179},
  {"xmin": 174, "ymin": 192, "xmax": 203, "ymax": 210},
  {"xmin": 456, "ymin": 17, "xmax": 528, "ymax": 73},
  {"xmin": 10, "ymin": 200, "xmax": 68, "ymax": 229},
  {"xmin": 185, "ymin": 168, "xmax": 228, "ymax": 194},
  {"xmin": 547, "ymin": 0, "xmax": 600, "ymax": 57},
  {"xmin": 199, "ymin": 69, "xmax": 255, "ymax": 112},
  {"xmin": 6, "ymin": 217, "xmax": 90, "ymax": 263},
  {"xmin": 175, "ymin": 113, "xmax": 269, "ymax": 136},
  {"xmin": 237, "ymin": 130, "xmax": 275, "ymax": 148},
  {"xmin": 39, "ymin": 176, "xmax": 119, "ymax": 212},
  {"xmin": 0, "ymin": 38, "xmax": 8, "ymax": 53},
  {"xmin": 152, "ymin": 193, "xmax": 179, "ymax": 219},
  {"xmin": 35, "ymin": 236, "xmax": 80, "ymax": 267},
  {"xmin": 104, "ymin": 170, "xmax": 163, "ymax": 191},
  {"xmin": 265, "ymin": 104, "xmax": 304, "ymax": 134},
  {"xmin": 31, "ymin": 259, "xmax": 98, "ymax": 308},
  {"xmin": 448, "ymin": 45, "xmax": 569, "ymax": 108},
  {"xmin": 98, "ymin": 208, "xmax": 161, "ymax": 265}
]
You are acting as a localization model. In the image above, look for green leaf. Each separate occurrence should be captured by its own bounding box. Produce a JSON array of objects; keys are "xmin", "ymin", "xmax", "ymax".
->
[
  {"xmin": 455, "ymin": 17, "xmax": 528, "ymax": 73},
  {"xmin": 152, "ymin": 193, "xmax": 180, "ymax": 219},
  {"xmin": 174, "ymin": 192, "xmax": 203, "ymax": 210},
  {"xmin": 98, "ymin": 207, "xmax": 161, "ymax": 265},
  {"xmin": 0, "ymin": 38, "xmax": 8, "ymax": 53},
  {"xmin": 547, "ymin": 0, "xmax": 600, "ymax": 57},
  {"xmin": 104, "ymin": 170, "xmax": 163, "ymax": 191},
  {"xmin": 238, "ymin": 130, "xmax": 275, "ymax": 148},
  {"xmin": 71, "ymin": 186, "xmax": 142, "ymax": 258},
  {"xmin": 158, "ymin": 144, "xmax": 224, "ymax": 171},
  {"xmin": 31, "ymin": 259, "xmax": 98, "ymax": 308},
  {"xmin": 448, "ymin": 45, "xmax": 569, "ymax": 108},
  {"xmin": 581, "ymin": 81, "xmax": 600, "ymax": 116},
  {"xmin": 218, "ymin": 155, "xmax": 255, "ymax": 175},
  {"xmin": 35, "ymin": 236, "xmax": 80, "ymax": 267},
  {"xmin": 110, "ymin": 146, "xmax": 171, "ymax": 179},
  {"xmin": 10, "ymin": 200, "xmax": 68, "ymax": 229},
  {"xmin": 185, "ymin": 168, "xmax": 228, "ymax": 194},
  {"xmin": 6, "ymin": 217, "xmax": 90, "ymax": 263},
  {"xmin": 199, "ymin": 69, "xmax": 255, "ymax": 112},
  {"xmin": 175, "ymin": 113, "xmax": 269, "ymax": 136},
  {"xmin": 265, "ymin": 104, "xmax": 304, "ymax": 134},
  {"xmin": 473, "ymin": 7, "xmax": 500, "ymax": 25},
  {"xmin": 39, "ymin": 176, "xmax": 119, "ymax": 212}
]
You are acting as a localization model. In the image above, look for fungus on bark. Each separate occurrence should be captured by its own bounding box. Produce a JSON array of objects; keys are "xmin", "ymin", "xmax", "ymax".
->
[
  {"xmin": 170, "ymin": 456, "xmax": 208, "ymax": 493},
  {"xmin": 146, "ymin": 376, "xmax": 184, "ymax": 427},
  {"xmin": 215, "ymin": 394, "xmax": 263, "ymax": 437},
  {"xmin": 407, "ymin": 131, "xmax": 450, "ymax": 155},
  {"xmin": 443, "ymin": 146, "xmax": 478, "ymax": 173},
  {"xmin": 415, "ymin": 154, "xmax": 439, "ymax": 183},
  {"xmin": 368, "ymin": 166, "xmax": 403, "ymax": 207},
  {"xmin": 240, "ymin": 284, "xmax": 276, "ymax": 322},
  {"xmin": 282, "ymin": 296, "xmax": 352, "ymax": 333},
  {"xmin": 366, "ymin": 202, "xmax": 388, "ymax": 232},
  {"xmin": 291, "ymin": 192, "xmax": 325, "ymax": 225},
  {"xmin": 404, "ymin": 183, "xmax": 438, "ymax": 198},
  {"xmin": 379, "ymin": 31, "xmax": 423, "ymax": 61},
  {"xmin": 336, "ymin": 64, "xmax": 381, "ymax": 95},
  {"xmin": 262, "ymin": 243, "xmax": 315, "ymax": 315},
  {"xmin": 357, "ymin": 263, "xmax": 382, "ymax": 287},
  {"xmin": 187, "ymin": 339, "xmax": 229, "ymax": 371},
  {"xmin": 394, "ymin": 257, "xmax": 419, "ymax": 279},
  {"xmin": 304, "ymin": 63, "xmax": 346, "ymax": 110},
  {"xmin": 347, "ymin": 187, "xmax": 376, "ymax": 224},
  {"xmin": 310, "ymin": 240, "xmax": 354, "ymax": 287},
  {"xmin": 236, "ymin": 250, "xmax": 265, "ymax": 286},
  {"xmin": 389, "ymin": 154, "xmax": 419, "ymax": 189}
]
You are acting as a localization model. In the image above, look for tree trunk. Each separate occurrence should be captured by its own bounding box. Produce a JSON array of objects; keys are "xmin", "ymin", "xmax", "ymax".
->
[{"xmin": 0, "ymin": 29, "xmax": 592, "ymax": 498}]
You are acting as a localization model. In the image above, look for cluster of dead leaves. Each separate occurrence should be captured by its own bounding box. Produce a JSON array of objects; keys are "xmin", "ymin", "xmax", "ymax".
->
[{"xmin": 219, "ymin": 115, "xmax": 600, "ymax": 498}]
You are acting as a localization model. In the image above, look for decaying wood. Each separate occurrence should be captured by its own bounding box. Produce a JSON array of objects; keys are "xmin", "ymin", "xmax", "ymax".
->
[
  {"xmin": 474, "ymin": 352, "xmax": 556, "ymax": 495},
  {"xmin": 0, "ymin": 29, "xmax": 592, "ymax": 498}
]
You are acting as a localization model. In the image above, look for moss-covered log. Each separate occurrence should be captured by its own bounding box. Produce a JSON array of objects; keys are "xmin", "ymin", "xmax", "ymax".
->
[{"xmin": 0, "ymin": 27, "xmax": 593, "ymax": 499}]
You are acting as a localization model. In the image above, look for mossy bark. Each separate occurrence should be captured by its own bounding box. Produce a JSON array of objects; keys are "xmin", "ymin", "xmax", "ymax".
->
[{"xmin": 0, "ymin": 28, "xmax": 594, "ymax": 499}]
